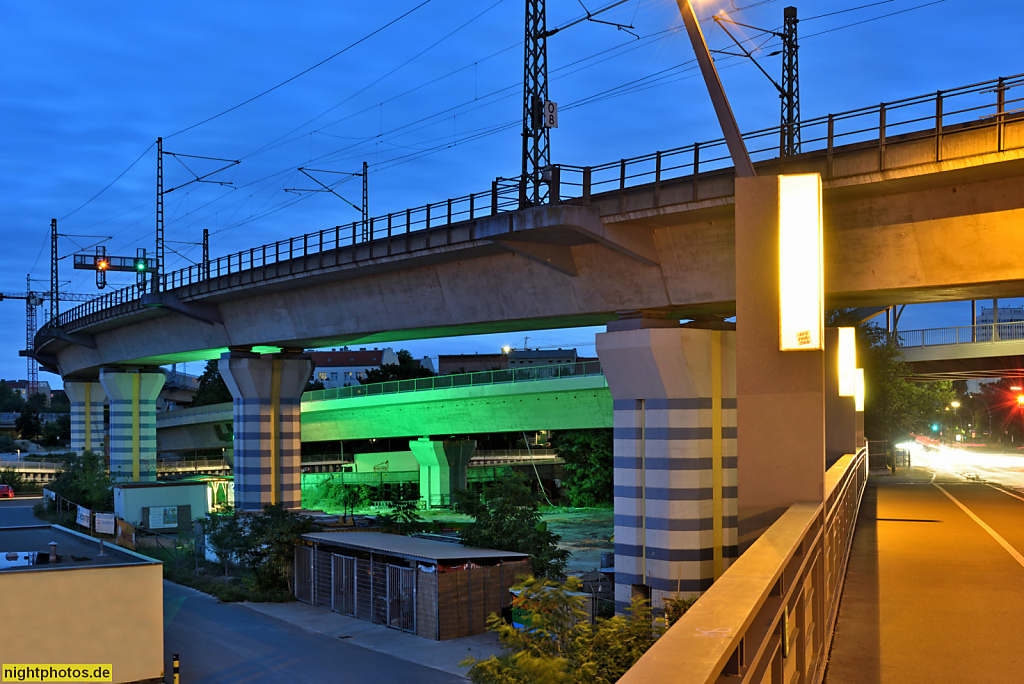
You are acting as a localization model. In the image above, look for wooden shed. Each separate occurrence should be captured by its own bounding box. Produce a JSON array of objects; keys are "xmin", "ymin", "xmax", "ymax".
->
[{"xmin": 294, "ymin": 531, "xmax": 531, "ymax": 640}]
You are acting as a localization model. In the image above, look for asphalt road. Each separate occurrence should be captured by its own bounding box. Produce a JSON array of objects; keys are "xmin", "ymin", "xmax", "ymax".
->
[
  {"xmin": 826, "ymin": 468, "xmax": 1024, "ymax": 683},
  {"xmin": 163, "ymin": 581, "xmax": 465, "ymax": 684},
  {"xmin": 0, "ymin": 496, "xmax": 44, "ymax": 526}
]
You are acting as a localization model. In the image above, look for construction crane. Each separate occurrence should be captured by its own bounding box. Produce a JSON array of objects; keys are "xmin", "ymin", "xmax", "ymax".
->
[{"xmin": 0, "ymin": 274, "xmax": 94, "ymax": 397}]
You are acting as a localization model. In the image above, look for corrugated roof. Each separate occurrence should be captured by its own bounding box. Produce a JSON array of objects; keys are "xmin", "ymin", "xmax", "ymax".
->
[{"xmin": 302, "ymin": 530, "xmax": 529, "ymax": 563}]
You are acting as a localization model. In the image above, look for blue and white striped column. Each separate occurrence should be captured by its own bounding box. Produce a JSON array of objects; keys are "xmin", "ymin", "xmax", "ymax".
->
[
  {"xmin": 597, "ymin": 324, "xmax": 737, "ymax": 611},
  {"xmin": 64, "ymin": 381, "xmax": 106, "ymax": 455},
  {"xmin": 99, "ymin": 368, "xmax": 165, "ymax": 482},
  {"xmin": 219, "ymin": 351, "xmax": 312, "ymax": 512}
]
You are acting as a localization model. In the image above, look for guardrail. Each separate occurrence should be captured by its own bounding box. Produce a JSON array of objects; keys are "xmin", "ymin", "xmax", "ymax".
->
[
  {"xmin": 46, "ymin": 72, "xmax": 1024, "ymax": 336},
  {"xmin": 0, "ymin": 460, "xmax": 63, "ymax": 471},
  {"xmin": 896, "ymin": 322, "xmax": 1024, "ymax": 348},
  {"xmin": 621, "ymin": 447, "xmax": 868, "ymax": 684},
  {"xmin": 158, "ymin": 361, "xmax": 605, "ymax": 424},
  {"xmin": 303, "ymin": 360, "xmax": 604, "ymax": 402},
  {"xmin": 157, "ymin": 459, "xmax": 229, "ymax": 472}
]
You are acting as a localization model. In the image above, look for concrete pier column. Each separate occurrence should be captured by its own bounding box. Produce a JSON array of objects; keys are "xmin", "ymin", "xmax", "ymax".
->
[
  {"xmin": 735, "ymin": 175, "xmax": 826, "ymax": 538},
  {"xmin": 219, "ymin": 351, "xmax": 313, "ymax": 512},
  {"xmin": 99, "ymin": 368, "xmax": 166, "ymax": 482},
  {"xmin": 597, "ymin": 322, "xmax": 737, "ymax": 609},
  {"xmin": 409, "ymin": 438, "xmax": 476, "ymax": 509},
  {"xmin": 64, "ymin": 381, "xmax": 106, "ymax": 455}
]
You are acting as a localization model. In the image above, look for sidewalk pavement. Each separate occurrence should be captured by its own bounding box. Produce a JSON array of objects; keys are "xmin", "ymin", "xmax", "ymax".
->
[{"xmin": 243, "ymin": 600, "xmax": 506, "ymax": 678}]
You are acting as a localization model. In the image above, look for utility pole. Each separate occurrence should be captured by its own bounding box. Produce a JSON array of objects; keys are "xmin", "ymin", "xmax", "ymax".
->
[
  {"xmin": 780, "ymin": 6, "xmax": 800, "ymax": 157},
  {"xmin": 155, "ymin": 136, "xmax": 164, "ymax": 294},
  {"xmin": 521, "ymin": 0, "xmax": 551, "ymax": 207},
  {"xmin": 202, "ymin": 228, "xmax": 210, "ymax": 280},
  {"xmin": 362, "ymin": 161, "xmax": 369, "ymax": 240},
  {"xmin": 50, "ymin": 219, "xmax": 58, "ymax": 323}
]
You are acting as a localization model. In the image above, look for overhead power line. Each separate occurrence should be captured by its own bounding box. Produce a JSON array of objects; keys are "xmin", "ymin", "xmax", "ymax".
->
[{"xmin": 165, "ymin": 0, "xmax": 436, "ymax": 139}]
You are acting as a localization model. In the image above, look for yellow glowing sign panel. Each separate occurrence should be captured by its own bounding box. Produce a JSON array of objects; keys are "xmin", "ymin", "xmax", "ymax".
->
[
  {"xmin": 838, "ymin": 327, "xmax": 857, "ymax": 396},
  {"xmin": 854, "ymin": 368, "xmax": 865, "ymax": 412},
  {"xmin": 778, "ymin": 174, "xmax": 824, "ymax": 351}
]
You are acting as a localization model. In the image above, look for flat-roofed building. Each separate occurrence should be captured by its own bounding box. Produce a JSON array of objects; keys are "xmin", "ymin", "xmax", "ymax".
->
[{"xmin": 0, "ymin": 524, "xmax": 163, "ymax": 683}]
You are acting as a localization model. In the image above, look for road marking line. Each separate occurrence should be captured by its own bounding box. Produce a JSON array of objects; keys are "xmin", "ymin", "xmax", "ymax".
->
[
  {"xmin": 934, "ymin": 484, "xmax": 1024, "ymax": 570},
  {"xmin": 985, "ymin": 483, "xmax": 1024, "ymax": 505}
]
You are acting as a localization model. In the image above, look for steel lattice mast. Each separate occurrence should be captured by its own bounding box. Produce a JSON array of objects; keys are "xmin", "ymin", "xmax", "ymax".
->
[
  {"xmin": 781, "ymin": 6, "xmax": 800, "ymax": 157},
  {"xmin": 521, "ymin": 0, "xmax": 550, "ymax": 207}
]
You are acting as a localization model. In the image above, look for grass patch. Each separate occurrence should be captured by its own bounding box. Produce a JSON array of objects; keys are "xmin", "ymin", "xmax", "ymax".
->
[{"xmin": 135, "ymin": 546, "xmax": 295, "ymax": 604}]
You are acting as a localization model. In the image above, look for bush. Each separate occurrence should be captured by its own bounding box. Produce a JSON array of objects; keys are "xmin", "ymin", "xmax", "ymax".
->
[{"xmin": 464, "ymin": 577, "xmax": 665, "ymax": 684}]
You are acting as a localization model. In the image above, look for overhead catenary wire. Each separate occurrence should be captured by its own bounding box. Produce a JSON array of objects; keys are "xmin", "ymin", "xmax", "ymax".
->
[
  {"xmin": 59, "ymin": 0, "xmax": 951, "ymax": 283},
  {"xmin": 165, "ymin": 0, "xmax": 435, "ymax": 140}
]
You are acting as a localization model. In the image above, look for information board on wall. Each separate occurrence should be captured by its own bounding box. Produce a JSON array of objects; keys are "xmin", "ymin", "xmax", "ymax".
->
[{"xmin": 149, "ymin": 505, "xmax": 179, "ymax": 530}]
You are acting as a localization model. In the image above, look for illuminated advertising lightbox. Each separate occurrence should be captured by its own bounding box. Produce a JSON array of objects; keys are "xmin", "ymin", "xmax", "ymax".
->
[{"xmin": 778, "ymin": 174, "xmax": 824, "ymax": 351}]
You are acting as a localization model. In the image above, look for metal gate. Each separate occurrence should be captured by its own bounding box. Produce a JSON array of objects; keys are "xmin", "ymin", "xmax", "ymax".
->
[
  {"xmin": 294, "ymin": 546, "xmax": 313, "ymax": 604},
  {"xmin": 332, "ymin": 554, "xmax": 356, "ymax": 616},
  {"xmin": 387, "ymin": 565, "xmax": 416, "ymax": 633},
  {"xmin": 355, "ymin": 558, "xmax": 373, "ymax": 620}
]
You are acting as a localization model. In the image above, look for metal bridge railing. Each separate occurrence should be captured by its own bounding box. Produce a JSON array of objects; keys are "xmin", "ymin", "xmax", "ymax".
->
[
  {"xmin": 621, "ymin": 448, "xmax": 868, "ymax": 684},
  {"xmin": 48, "ymin": 72, "xmax": 1024, "ymax": 335},
  {"xmin": 896, "ymin": 322, "xmax": 1024, "ymax": 348},
  {"xmin": 303, "ymin": 360, "xmax": 604, "ymax": 403}
]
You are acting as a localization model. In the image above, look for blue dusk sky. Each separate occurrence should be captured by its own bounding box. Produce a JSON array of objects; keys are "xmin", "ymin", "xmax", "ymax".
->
[{"xmin": 2, "ymin": 0, "xmax": 1022, "ymax": 385}]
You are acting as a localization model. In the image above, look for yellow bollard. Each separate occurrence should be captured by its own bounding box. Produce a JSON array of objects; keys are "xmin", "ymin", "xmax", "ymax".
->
[{"xmin": 172, "ymin": 653, "xmax": 179, "ymax": 684}]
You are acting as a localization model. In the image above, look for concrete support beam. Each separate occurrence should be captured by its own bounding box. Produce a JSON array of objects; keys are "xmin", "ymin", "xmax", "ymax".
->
[
  {"xmin": 735, "ymin": 175, "xmax": 825, "ymax": 540},
  {"xmin": 64, "ymin": 381, "xmax": 106, "ymax": 456},
  {"xmin": 219, "ymin": 351, "xmax": 312, "ymax": 511},
  {"xmin": 597, "ymin": 323, "xmax": 737, "ymax": 609},
  {"xmin": 409, "ymin": 438, "xmax": 476, "ymax": 509},
  {"xmin": 99, "ymin": 369, "xmax": 165, "ymax": 482}
]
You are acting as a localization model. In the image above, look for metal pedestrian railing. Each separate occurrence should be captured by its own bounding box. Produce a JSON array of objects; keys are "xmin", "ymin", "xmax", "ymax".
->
[
  {"xmin": 303, "ymin": 360, "xmax": 604, "ymax": 403},
  {"xmin": 621, "ymin": 448, "xmax": 868, "ymax": 684},
  {"xmin": 896, "ymin": 322, "xmax": 1024, "ymax": 348},
  {"xmin": 47, "ymin": 72, "xmax": 1024, "ymax": 336}
]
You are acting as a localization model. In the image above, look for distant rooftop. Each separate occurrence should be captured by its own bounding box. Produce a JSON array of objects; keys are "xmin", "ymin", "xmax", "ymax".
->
[
  {"xmin": 302, "ymin": 530, "xmax": 529, "ymax": 564},
  {"xmin": 0, "ymin": 525, "xmax": 159, "ymax": 573}
]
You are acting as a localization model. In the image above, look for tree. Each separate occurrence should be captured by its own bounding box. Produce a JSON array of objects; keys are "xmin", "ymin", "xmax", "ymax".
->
[
  {"xmin": 40, "ymin": 414, "xmax": 71, "ymax": 447},
  {"xmin": 305, "ymin": 377, "xmax": 325, "ymax": 392},
  {"xmin": 361, "ymin": 349, "xmax": 436, "ymax": 384},
  {"xmin": 239, "ymin": 504, "xmax": 319, "ymax": 593},
  {"xmin": 15, "ymin": 406, "xmax": 41, "ymax": 440},
  {"xmin": 552, "ymin": 429, "xmax": 613, "ymax": 507},
  {"xmin": 0, "ymin": 382, "xmax": 24, "ymax": 412},
  {"xmin": 463, "ymin": 576, "xmax": 664, "ymax": 684},
  {"xmin": 455, "ymin": 476, "xmax": 569, "ymax": 579},
  {"xmin": 192, "ymin": 359, "xmax": 233, "ymax": 406},
  {"xmin": 49, "ymin": 450, "xmax": 113, "ymax": 512},
  {"xmin": 205, "ymin": 505, "xmax": 248, "ymax": 584},
  {"xmin": 377, "ymin": 498, "xmax": 428, "ymax": 536}
]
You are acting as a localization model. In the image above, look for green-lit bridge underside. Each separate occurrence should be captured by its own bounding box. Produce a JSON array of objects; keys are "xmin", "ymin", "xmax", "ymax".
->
[{"xmin": 156, "ymin": 373, "xmax": 612, "ymax": 452}]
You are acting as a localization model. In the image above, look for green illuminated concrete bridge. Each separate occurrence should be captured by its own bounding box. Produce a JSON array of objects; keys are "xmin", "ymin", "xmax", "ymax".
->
[{"xmin": 155, "ymin": 362, "xmax": 611, "ymax": 452}]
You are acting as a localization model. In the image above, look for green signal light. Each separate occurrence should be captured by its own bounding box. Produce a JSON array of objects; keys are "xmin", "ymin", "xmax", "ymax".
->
[{"xmin": 136, "ymin": 260, "xmax": 147, "ymax": 271}]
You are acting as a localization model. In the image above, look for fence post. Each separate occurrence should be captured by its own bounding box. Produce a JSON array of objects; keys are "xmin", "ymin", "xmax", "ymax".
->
[
  {"xmin": 583, "ymin": 167, "xmax": 592, "ymax": 206},
  {"xmin": 692, "ymin": 143, "xmax": 700, "ymax": 201},
  {"xmin": 492, "ymin": 180, "xmax": 499, "ymax": 215},
  {"xmin": 878, "ymin": 102, "xmax": 887, "ymax": 171},
  {"xmin": 655, "ymin": 152, "xmax": 662, "ymax": 206},
  {"xmin": 827, "ymin": 115, "xmax": 835, "ymax": 178},
  {"xmin": 935, "ymin": 91, "xmax": 943, "ymax": 162},
  {"xmin": 997, "ymin": 76, "xmax": 1006, "ymax": 152}
]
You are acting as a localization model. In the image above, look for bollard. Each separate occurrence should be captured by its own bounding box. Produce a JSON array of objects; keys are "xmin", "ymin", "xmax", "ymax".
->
[{"xmin": 172, "ymin": 653, "xmax": 179, "ymax": 684}]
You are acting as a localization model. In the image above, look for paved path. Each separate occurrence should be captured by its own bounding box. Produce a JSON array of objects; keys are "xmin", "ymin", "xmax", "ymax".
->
[
  {"xmin": 0, "ymin": 496, "xmax": 44, "ymax": 526},
  {"xmin": 825, "ymin": 468, "xmax": 1024, "ymax": 682},
  {"xmin": 164, "ymin": 581, "xmax": 466, "ymax": 683}
]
